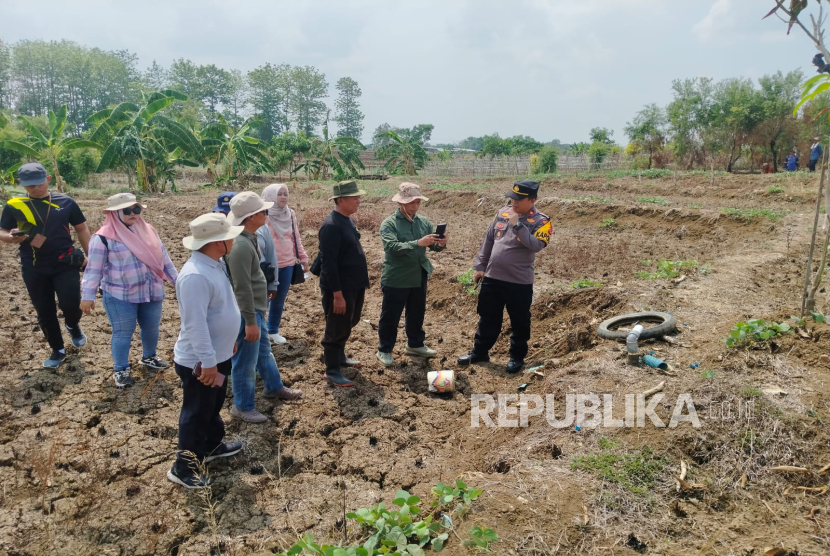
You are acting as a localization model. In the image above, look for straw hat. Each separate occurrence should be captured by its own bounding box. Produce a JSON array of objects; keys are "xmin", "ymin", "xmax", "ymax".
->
[
  {"xmin": 227, "ymin": 191, "xmax": 274, "ymax": 226},
  {"xmin": 391, "ymin": 182, "xmax": 429, "ymax": 204},
  {"xmin": 182, "ymin": 213, "xmax": 244, "ymax": 250},
  {"xmin": 104, "ymin": 192, "xmax": 146, "ymax": 211}
]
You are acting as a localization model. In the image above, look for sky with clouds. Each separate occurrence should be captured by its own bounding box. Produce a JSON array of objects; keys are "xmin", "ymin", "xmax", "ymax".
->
[{"xmin": 0, "ymin": 0, "xmax": 821, "ymax": 144}]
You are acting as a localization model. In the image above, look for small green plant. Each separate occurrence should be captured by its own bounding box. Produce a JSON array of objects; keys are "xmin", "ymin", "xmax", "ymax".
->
[
  {"xmin": 636, "ymin": 196, "xmax": 669, "ymax": 205},
  {"xmin": 457, "ymin": 269, "xmax": 478, "ymax": 295},
  {"xmin": 463, "ymin": 526, "xmax": 498, "ymax": 552},
  {"xmin": 598, "ymin": 437, "xmax": 620, "ymax": 449},
  {"xmin": 722, "ymin": 319, "xmax": 792, "ymax": 347},
  {"xmin": 688, "ymin": 203, "xmax": 702, "ymax": 209},
  {"xmin": 741, "ymin": 387, "xmax": 763, "ymax": 398},
  {"xmin": 572, "ymin": 279, "xmax": 602, "ymax": 289},
  {"xmin": 600, "ymin": 218, "xmax": 617, "ymax": 228},
  {"xmin": 635, "ymin": 259, "xmax": 698, "ymax": 279},
  {"xmin": 700, "ymin": 369, "xmax": 716, "ymax": 379},
  {"xmin": 810, "ymin": 311, "xmax": 825, "ymax": 323},
  {"xmin": 790, "ymin": 315, "xmax": 805, "ymax": 327},
  {"xmin": 767, "ymin": 186, "xmax": 784, "ymax": 194}
]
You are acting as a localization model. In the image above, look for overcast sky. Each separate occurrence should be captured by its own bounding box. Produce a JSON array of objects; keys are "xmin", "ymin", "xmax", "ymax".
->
[{"xmin": 0, "ymin": 0, "xmax": 821, "ymax": 144}]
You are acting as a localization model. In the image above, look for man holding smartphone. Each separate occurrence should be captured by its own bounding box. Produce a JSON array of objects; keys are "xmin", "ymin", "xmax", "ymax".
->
[
  {"xmin": 169, "ymin": 213, "xmax": 244, "ymax": 489},
  {"xmin": 0, "ymin": 163, "xmax": 91, "ymax": 369},
  {"xmin": 457, "ymin": 180, "xmax": 552, "ymax": 374},
  {"xmin": 376, "ymin": 182, "xmax": 447, "ymax": 367}
]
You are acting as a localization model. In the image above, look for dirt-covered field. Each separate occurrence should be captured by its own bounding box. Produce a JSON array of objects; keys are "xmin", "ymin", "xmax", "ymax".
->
[{"xmin": 1, "ymin": 171, "xmax": 829, "ymax": 555}]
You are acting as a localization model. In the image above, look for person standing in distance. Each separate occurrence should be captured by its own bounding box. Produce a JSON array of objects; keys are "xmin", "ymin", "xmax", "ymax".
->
[
  {"xmin": 318, "ymin": 180, "xmax": 370, "ymax": 387},
  {"xmin": 168, "ymin": 213, "xmax": 244, "ymax": 489},
  {"xmin": 0, "ymin": 163, "xmax": 91, "ymax": 368},
  {"xmin": 809, "ymin": 136, "xmax": 823, "ymax": 172},
  {"xmin": 457, "ymin": 180, "xmax": 552, "ymax": 374},
  {"xmin": 376, "ymin": 182, "xmax": 447, "ymax": 367}
]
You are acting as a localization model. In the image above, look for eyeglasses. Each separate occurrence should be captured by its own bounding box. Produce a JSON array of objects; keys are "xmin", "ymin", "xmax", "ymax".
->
[{"xmin": 122, "ymin": 206, "xmax": 142, "ymax": 215}]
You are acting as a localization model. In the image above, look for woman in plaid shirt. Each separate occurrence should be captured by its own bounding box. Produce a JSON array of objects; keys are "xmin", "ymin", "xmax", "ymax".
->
[{"xmin": 80, "ymin": 193, "xmax": 178, "ymax": 388}]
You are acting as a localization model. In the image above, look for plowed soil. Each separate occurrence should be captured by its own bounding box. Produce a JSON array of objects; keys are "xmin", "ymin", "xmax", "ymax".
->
[{"xmin": 1, "ymin": 171, "xmax": 829, "ymax": 555}]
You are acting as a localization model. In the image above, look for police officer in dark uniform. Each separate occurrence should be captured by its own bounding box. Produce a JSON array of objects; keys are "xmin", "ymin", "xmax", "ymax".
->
[{"xmin": 457, "ymin": 180, "xmax": 552, "ymax": 373}]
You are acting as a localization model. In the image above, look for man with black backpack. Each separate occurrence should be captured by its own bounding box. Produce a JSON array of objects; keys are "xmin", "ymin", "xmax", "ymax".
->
[{"xmin": 0, "ymin": 163, "xmax": 91, "ymax": 368}]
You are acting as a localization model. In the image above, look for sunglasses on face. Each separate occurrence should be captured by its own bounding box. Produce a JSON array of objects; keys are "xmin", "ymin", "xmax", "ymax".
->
[{"xmin": 122, "ymin": 206, "xmax": 142, "ymax": 215}]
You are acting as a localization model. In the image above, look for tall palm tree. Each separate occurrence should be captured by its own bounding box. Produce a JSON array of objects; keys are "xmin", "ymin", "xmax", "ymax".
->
[{"xmin": 4, "ymin": 105, "xmax": 101, "ymax": 191}]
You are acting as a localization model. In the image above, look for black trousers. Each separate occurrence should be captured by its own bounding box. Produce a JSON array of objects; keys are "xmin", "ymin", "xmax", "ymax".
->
[
  {"xmin": 321, "ymin": 288, "xmax": 365, "ymax": 370},
  {"xmin": 809, "ymin": 158, "xmax": 818, "ymax": 172},
  {"xmin": 21, "ymin": 264, "xmax": 82, "ymax": 351},
  {"xmin": 173, "ymin": 359, "xmax": 231, "ymax": 473},
  {"xmin": 473, "ymin": 277, "xmax": 533, "ymax": 360},
  {"xmin": 378, "ymin": 271, "xmax": 428, "ymax": 353}
]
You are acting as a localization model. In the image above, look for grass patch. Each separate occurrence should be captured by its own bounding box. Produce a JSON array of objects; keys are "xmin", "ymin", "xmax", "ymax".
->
[
  {"xmin": 688, "ymin": 203, "xmax": 702, "ymax": 209},
  {"xmin": 742, "ymin": 387, "xmax": 763, "ymax": 398},
  {"xmin": 572, "ymin": 278, "xmax": 602, "ymax": 289},
  {"xmin": 636, "ymin": 196, "xmax": 669, "ymax": 206},
  {"xmin": 767, "ymin": 186, "xmax": 784, "ymax": 194},
  {"xmin": 720, "ymin": 207, "xmax": 788, "ymax": 222},
  {"xmin": 600, "ymin": 218, "xmax": 617, "ymax": 228},
  {"xmin": 571, "ymin": 446, "xmax": 667, "ymax": 495}
]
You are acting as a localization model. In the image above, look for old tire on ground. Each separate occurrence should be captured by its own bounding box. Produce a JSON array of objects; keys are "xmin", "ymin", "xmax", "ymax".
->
[{"xmin": 596, "ymin": 311, "xmax": 677, "ymax": 341}]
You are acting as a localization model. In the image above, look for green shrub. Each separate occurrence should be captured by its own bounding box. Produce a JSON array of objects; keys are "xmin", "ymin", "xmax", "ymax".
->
[
  {"xmin": 537, "ymin": 146, "xmax": 558, "ymax": 173},
  {"xmin": 57, "ymin": 148, "xmax": 100, "ymax": 188},
  {"xmin": 457, "ymin": 269, "xmax": 478, "ymax": 295}
]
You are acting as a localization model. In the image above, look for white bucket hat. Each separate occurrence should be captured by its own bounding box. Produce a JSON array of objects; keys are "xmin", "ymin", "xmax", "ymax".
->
[
  {"xmin": 227, "ymin": 191, "xmax": 274, "ymax": 226},
  {"xmin": 104, "ymin": 192, "xmax": 146, "ymax": 211},
  {"xmin": 182, "ymin": 213, "xmax": 244, "ymax": 250},
  {"xmin": 391, "ymin": 182, "xmax": 429, "ymax": 204}
]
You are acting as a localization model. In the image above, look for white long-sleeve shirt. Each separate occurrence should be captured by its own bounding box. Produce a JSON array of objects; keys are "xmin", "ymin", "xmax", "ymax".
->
[{"xmin": 173, "ymin": 251, "xmax": 241, "ymax": 370}]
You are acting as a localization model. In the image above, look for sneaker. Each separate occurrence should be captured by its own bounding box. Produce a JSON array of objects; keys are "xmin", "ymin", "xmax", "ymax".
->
[
  {"xmin": 324, "ymin": 369, "xmax": 354, "ymax": 387},
  {"xmin": 264, "ymin": 386, "xmax": 304, "ymax": 400},
  {"xmin": 167, "ymin": 467, "xmax": 214, "ymax": 489},
  {"xmin": 141, "ymin": 355, "xmax": 170, "ymax": 369},
  {"xmin": 204, "ymin": 442, "xmax": 243, "ymax": 463},
  {"xmin": 43, "ymin": 350, "xmax": 66, "ymax": 369},
  {"xmin": 376, "ymin": 351, "xmax": 394, "ymax": 367},
  {"xmin": 113, "ymin": 368, "xmax": 134, "ymax": 388},
  {"xmin": 65, "ymin": 324, "xmax": 87, "ymax": 347},
  {"xmin": 230, "ymin": 405, "xmax": 268, "ymax": 423},
  {"xmin": 406, "ymin": 345, "xmax": 437, "ymax": 358},
  {"xmin": 269, "ymin": 333, "xmax": 287, "ymax": 345}
]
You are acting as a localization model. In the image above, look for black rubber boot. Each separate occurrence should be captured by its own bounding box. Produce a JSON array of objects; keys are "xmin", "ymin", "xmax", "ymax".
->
[{"xmin": 324, "ymin": 348, "xmax": 353, "ymax": 387}]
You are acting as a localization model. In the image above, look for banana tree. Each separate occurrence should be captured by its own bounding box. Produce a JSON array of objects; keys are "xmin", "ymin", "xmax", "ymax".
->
[
  {"xmin": 199, "ymin": 115, "xmax": 273, "ymax": 188},
  {"xmin": 89, "ymin": 90, "xmax": 199, "ymax": 192},
  {"xmin": 298, "ymin": 117, "xmax": 365, "ymax": 180},
  {"xmin": 3, "ymin": 105, "xmax": 101, "ymax": 191},
  {"xmin": 0, "ymin": 161, "xmax": 23, "ymax": 195},
  {"xmin": 375, "ymin": 129, "xmax": 427, "ymax": 175}
]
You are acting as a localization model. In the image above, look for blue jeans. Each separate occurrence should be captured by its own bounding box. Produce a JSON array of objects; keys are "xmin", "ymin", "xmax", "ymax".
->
[
  {"xmin": 102, "ymin": 291, "xmax": 163, "ymax": 371},
  {"xmin": 231, "ymin": 311, "xmax": 284, "ymax": 411},
  {"xmin": 267, "ymin": 266, "xmax": 294, "ymax": 334}
]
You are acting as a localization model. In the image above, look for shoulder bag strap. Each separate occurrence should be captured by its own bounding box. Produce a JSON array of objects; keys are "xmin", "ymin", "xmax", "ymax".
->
[{"xmin": 290, "ymin": 212, "xmax": 300, "ymax": 262}]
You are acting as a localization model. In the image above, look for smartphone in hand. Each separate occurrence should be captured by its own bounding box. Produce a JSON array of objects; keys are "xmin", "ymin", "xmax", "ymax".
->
[
  {"xmin": 435, "ymin": 223, "xmax": 447, "ymax": 239},
  {"xmin": 192, "ymin": 362, "xmax": 226, "ymax": 387}
]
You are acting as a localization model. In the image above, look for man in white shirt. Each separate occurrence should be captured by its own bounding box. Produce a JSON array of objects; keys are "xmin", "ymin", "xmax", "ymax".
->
[{"xmin": 168, "ymin": 214, "xmax": 244, "ymax": 489}]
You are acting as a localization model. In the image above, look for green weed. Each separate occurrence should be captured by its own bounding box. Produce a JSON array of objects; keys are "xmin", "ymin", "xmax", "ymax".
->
[
  {"xmin": 636, "ymin": 196, "xmax": 669, "ymax": 206},
  {"xmin": 457, "ymin": 269, "xmax": 479, "ymax": 295},
  {"xmin": 463, "ymin": 526, "xmax": 498, "ymax": 553},
  {"xmin": 572, "ymin": 279, "xmax": 602, "ymax": 289},
  {"xmin": 767, "ymin": 186, "xmax": 784, "ymax": 194},
  {"xmin": 722, "ymin": 319, "xmax": 792, "ymax": 348},
  {"xmin": 635, "ymin": 259, "xmax": 699, "ymax": 279},
  {"xmin": 571, "ymin": 446, "xmax": 667, "ymax": 495},
  {"xmin": 600, "ymin": 218, "xmax": 617, "ymax": 228},
  {"xmin": 700, "ymin": 369, "xmax": 716, "ymax": 379},
  {"xmin": 741, "ymin": 387, "xmax": 763, "ymax": 398},
  {"xmin": 720, "ymin": 207, "xmax": 787, "ymax": 222},
  {"xmin": 688, "ymin": 203, "xmax": 702, "ymax": 209}
]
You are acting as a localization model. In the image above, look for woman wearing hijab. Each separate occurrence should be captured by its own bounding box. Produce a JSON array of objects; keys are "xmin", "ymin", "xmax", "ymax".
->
[
  {"xmin": 261, "ymin": 184, "xmax": 309, "ymax": 344},
  {"xmin": 80, "ymin": 193, "xmax": 178, "ymax": 388}
]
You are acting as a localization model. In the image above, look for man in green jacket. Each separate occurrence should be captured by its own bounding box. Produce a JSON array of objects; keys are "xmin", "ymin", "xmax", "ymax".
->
[{"xmin": 376, "ymin": 182, "xmax": 448, "ymax": 367}]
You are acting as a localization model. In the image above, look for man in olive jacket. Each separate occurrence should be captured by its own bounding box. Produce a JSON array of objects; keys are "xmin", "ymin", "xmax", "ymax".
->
[{"xmin": 376, "ymin": 182, "xmax": 447, "ymax": 367}]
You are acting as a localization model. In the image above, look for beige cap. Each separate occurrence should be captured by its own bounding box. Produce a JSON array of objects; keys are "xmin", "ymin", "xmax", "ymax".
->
[
  {"xmin": 104, "ymin": 192, "xmax": 146, "ymax": 211},
  {"xmin": 227, "ymin": 191, "xmax": 274, "ymax": 226},
  {"xmin": 182, "ymin": 213, "xmax": 244, "ymax": 250},
  {"xmin": 391, "ymin": 182, "xmax": 429, "ymax": 204}
]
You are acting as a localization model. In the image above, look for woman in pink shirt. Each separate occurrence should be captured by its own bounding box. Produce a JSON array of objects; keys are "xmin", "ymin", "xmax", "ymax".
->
[{"xmin": 262, "ymin": 184, "xmax": 309, "ymax": 344}]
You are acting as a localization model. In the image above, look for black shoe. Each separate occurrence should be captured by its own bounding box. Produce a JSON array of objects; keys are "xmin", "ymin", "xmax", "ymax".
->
[
  {"xmin": 457, "ymin": 351, "xmax": 489, "ymax": 366},
  {"xmin": 324, "ymin": 369, "xmax": 354, "ymax": 387},
  {"xmin": 43, "ymin": 350, "xmax": 67, "ymax": 369},
  {"xmin": 506, "ymin": 358, "xmax": 524, "ymax": 374},
  {"xmin": 205, "ymin": 442, "xmax": 243, "ymax": 463},
  {"xmin": 167, "ymin": 467, "xmax": 214, "ymax": 489}
]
